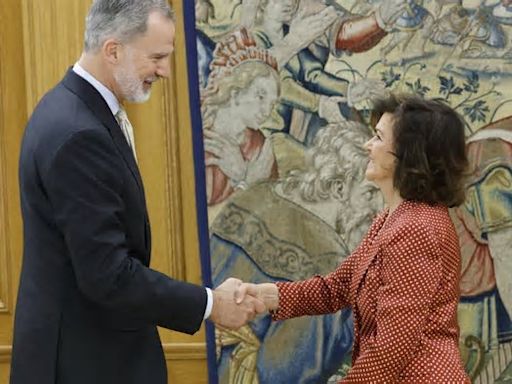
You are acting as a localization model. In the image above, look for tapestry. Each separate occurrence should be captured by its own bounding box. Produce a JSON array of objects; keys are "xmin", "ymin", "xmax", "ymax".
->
[{"xmin": 183, "ymin": 1, "xmax": 512, "ymax": 382}]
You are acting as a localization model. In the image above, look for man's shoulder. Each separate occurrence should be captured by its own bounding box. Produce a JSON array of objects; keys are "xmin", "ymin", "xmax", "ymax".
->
[
  {"xmin": 21, "ymin": 80, "xmax": 110, "ymax": 171},
  {"xmin": 28, "ymin": 80, "xmax": 103, "ymax": 138}
]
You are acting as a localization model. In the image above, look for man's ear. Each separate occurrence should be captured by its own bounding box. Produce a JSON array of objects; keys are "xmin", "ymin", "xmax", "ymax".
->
[{"xmin": 103, "ymin": 38, "xmax": 121, "ymax": 64}]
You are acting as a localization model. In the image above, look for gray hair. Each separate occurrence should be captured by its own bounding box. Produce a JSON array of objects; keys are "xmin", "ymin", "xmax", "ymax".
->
[{"xmin": 84, "ymin": 0, "xmax": 175, "ymax": 52}]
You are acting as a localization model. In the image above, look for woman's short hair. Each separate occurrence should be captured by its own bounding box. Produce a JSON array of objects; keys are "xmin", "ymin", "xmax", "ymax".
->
[{"xmin": 371, "ymin": 93, "xmax": 469, "ymax": 207}]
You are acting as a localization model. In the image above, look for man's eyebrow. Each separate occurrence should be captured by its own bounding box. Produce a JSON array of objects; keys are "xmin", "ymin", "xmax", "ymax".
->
[{"xmin": 150, "ymin": 52, "xmax": 171, "ymax": 57}]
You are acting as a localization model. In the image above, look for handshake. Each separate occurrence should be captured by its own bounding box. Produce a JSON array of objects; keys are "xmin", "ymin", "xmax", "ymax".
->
[{"xmin": 209, "ymin": 278, "xmax": 279, "ymax": 330}]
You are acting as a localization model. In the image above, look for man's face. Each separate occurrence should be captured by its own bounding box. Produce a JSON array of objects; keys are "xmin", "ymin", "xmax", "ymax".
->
[{"xmin": 114, "ymin": 11, "xmax": 175, "ymax": 103}]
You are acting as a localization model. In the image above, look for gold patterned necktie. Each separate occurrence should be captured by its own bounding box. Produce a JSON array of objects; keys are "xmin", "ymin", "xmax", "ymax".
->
[{"xmin": 115, "ymin": 108, "xmax": 138, "ymax": 162}]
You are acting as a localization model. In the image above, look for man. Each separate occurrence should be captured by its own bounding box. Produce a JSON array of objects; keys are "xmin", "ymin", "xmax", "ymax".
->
[{"xmin": 10, "ymin": 1, "xmax": 263, "ymax": 383}]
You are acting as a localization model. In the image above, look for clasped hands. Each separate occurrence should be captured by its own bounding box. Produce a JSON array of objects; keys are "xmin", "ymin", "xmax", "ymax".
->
[{"xmin": 209, "ymin": 278, "xmax": 279, "ymax": 330}]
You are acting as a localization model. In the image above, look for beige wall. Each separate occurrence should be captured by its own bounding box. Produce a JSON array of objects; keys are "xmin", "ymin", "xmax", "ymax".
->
[{"xmin": 0, "ymin": 1, "xmax": 208, "ymax": 382}]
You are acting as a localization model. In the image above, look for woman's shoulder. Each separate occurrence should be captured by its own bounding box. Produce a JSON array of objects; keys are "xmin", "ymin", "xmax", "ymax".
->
[
  {"xmin": 399, "ymin": 200, "xmax": 449, "ymax": 220},
  {"xmin": 387, "ymin": 201, "xmax": 451, "ymax": 237}
]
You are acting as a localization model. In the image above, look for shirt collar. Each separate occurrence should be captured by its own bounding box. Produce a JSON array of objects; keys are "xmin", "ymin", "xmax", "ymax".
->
[{"xmin": 72, "ymin": 62, "xmax": 121, "ymax": 116}]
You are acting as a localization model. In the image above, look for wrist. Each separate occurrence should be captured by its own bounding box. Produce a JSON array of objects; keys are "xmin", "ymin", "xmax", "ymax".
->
[
  {"xmin": 260, "ymin": 283, "xmax": 279, "ymax": 311},
  {"xmin": 209, "ymin": 289, "xmax": 221, "ymax": 323}
]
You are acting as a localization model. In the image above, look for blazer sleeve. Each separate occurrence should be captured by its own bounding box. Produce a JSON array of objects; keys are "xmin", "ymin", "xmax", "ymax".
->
[
  {"xmin": 44, "ymin": 129, "xmax": 207, "ymax": 334},
  {"xmin": 272, "ymin": 233, "xmax": 368, "ymax": 320},
  {"xmin": 341, "ymin": 223, "xmax": 442, "ymax": 383}
]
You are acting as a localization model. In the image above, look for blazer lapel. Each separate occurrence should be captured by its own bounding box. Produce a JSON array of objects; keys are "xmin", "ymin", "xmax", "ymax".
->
[
  {"xmin": 61, "ymin": 68, "xmax": 145, "ymax": 201},
  {"xmin": 350, "ymin": 211, "xmax": 387, "ymax": 302}
]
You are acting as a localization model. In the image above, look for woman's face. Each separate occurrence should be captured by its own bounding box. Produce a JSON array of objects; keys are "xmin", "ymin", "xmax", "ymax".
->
[
  {"xmin": 231, "ymin": 74, "xmax": 278, "ymax": 129},
  {"xmin": 364, "ymin": 112, "xmax": 397, "ymax": 185}
]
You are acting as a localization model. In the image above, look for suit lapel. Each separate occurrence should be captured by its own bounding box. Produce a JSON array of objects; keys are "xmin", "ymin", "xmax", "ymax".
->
[{"xmin": 61, "ymin": 69, "xmax": 145, "ymax": 201}]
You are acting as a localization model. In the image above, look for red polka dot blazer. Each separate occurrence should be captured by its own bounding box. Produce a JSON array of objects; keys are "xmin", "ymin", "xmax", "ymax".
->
[{"xmin": 273, "ymin": 201, "xmax": 470, "ymax": 383}]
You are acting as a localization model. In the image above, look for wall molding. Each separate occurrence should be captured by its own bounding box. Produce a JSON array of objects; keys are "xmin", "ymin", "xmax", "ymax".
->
[
  {"xmin": 0, "ymin": 346, "xmax": 11, "ymax": 363},
  {"xmin": 167, "ymin": 0, "xmax": 203, "ymax": 286},
  {"xmin": 161, "ymin": 80, "xmax": 186, "ymax": 281},
  {"xmin": 0, "ymin": 2, "xmax": 12, "ymax": 314},
  {"xmin": 0, "ymin": 134, "xmax": 10, "ymax": 313},
  {"xmin": 163, "ymin": 342, "xmax": 207, "ymax": 360},
  {"xmin": 0, "ymin": 343, "xmax": 207, "ymax": 364}
]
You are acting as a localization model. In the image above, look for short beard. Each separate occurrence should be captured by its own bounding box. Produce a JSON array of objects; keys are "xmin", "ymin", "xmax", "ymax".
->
[{"xmin": 114, "ymin": 56, "xmax": 151, "ymax": 104}]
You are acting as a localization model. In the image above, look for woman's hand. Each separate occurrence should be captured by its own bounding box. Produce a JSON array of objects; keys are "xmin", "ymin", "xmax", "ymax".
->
[{"xmin": 235, "ymin": 282, "xmax": 280, "ymax": 312}]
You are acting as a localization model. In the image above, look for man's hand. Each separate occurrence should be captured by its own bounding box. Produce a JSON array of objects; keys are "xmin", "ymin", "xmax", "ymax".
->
[
  {"xmin": 235, "ymin": 282, "xmax": 280, "ymax": 312},
  {"xmin": 209, "ymin": 278, "xmax": 266, "ymax": 330}
]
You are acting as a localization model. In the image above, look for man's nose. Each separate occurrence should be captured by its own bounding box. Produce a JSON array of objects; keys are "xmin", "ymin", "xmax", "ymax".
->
[{"xmin": 156, "ymin": 57, "xmax": 171, "ymax": 78}]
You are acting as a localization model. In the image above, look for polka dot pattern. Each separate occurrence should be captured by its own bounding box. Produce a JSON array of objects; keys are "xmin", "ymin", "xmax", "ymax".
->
[{"xmin": 273, "ymin": 200, "xmax": 470, "ymax": 383}]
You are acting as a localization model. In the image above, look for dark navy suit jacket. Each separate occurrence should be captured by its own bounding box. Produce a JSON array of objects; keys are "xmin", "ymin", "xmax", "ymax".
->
[{"xmin": 11, "ymin": 69, "xmax": 207, "ymax": 384}]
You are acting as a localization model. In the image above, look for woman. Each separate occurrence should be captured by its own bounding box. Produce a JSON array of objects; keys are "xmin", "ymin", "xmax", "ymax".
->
[
  {"xmin": 237, "ymin": 94, "xmax": 471, "ymax": 383},
  {"xmin": 212, "ymin": 121, "xmax": 382, "ymax": 383}
]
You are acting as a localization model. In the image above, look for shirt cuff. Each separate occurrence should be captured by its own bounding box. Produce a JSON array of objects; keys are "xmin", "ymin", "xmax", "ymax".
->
[{"xmin": 203, "ymin": 287, "xmax": 213, "ymax": 320}]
